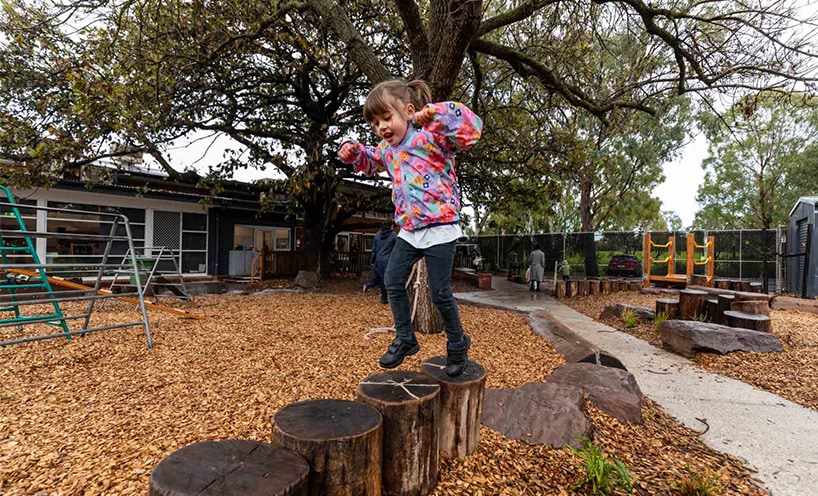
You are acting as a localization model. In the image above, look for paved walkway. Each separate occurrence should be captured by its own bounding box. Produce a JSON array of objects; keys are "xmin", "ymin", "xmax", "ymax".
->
[{"xmin": 455, "ymin": 277, "xmax": 818, "ymax": 496}]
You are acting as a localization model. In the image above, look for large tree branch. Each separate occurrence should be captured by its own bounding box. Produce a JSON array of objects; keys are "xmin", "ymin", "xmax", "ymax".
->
[
  {"xmin": 429, "ymin": 0, "xmax": 484, "ymax": 99},
  {"xmin": 394, "ymin": 0, "xmax": 431, "ymax": 78},
  {"xmin": 477, "ymin": 0, "xmax": 560, "ymax": 37}
]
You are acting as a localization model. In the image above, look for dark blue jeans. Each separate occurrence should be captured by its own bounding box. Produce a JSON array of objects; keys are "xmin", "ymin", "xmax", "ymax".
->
[{"xmin": 384, "ymin": 238, "xmax": 466, "ymax": 350}]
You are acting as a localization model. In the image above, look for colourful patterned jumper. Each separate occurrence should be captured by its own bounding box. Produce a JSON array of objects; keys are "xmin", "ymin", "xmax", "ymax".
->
[{"xmin": 340, "ymin": 101, "xmax": 483, "ymax": 231}]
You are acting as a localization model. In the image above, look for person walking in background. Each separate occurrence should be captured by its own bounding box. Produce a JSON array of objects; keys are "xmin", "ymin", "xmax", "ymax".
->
[
  {"xmin": 529, "ymin": 243, "xmax": 545, "ymax": 292},
  {"xmin": 559, "ymin": 259, "xmax": 571, "ymax": 281},
  {"xmin": 364, "ymin": 222, "xmax": 397, "ymax": 304}
]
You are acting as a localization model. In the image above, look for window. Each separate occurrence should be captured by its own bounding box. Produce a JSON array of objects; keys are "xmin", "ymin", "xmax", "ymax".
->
[
  {"xmin": 234, "ymin": 226, "xmax": 291, "ymax": 253},
  {"xmin": 181, "ymin": 213, "xmax": 208, "ymax": 273},
  {"xmin": 364, "ymin": 234, "xmax": 375, "ymax": 252}
]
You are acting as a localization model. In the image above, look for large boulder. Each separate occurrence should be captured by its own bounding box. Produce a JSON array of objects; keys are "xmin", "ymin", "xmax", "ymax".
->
[
  {"xmin": 600, "ymin": 303, "xmax": 655, "ymax": 321},
  {"xmin": 546, "ymin": 363, "xmax": 645, "ymax": 424},
  {"xmin": 770, "ymin": 296, "xmax": 818, "ymax": 315},
  {"xmin": 658, "ymin": 319, "xmax": 783, "ymax": 358},
  {"xmin": 481, "ymin": 382, "xmax": 591, "ymax": 448},
  {"xmin": 294, "ymin": 270, "xmax": 320, "ymax": 289}
]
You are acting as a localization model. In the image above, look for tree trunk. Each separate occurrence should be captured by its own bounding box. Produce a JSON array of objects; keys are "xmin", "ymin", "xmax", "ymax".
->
[
  {"xmin": 357, "ymin": 371, "xmax": 441, "ymax": 496},
  {"xmin": 420, "ymin": 356, "xmax": 486, "ymax": 458},
  {"xmin": 407, "ymin": 259, "xmax": 444, "ymax": 334},
  {"xmin": 579, "ymin": 180, "xmax": 598, "ymax": 277},
  {"xmin": 272, "ymin": 399, "xmax": 382, "ymax": 496}
]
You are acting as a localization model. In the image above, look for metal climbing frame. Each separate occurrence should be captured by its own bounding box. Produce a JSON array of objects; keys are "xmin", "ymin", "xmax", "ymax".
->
[
  {"xmin": 103, "ymin": 246, "xmax": 191, "ymax": 306},
  {"xmin": 0, "ymin": 185, "xmax": 153, "ymax": 348}
]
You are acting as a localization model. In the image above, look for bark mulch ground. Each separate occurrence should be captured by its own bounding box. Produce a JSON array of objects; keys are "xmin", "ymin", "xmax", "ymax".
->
[
  {"xmin": 1, "ymin": 290, "xmax": 766, "ymax": 495},
  {"xmin": 562, "ymin": 292, "xmax": 818, "ymax": 411}
]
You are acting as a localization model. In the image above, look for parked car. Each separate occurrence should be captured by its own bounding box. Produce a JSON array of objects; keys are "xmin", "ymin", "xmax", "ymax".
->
[{"xmin": 607, "ymin": 254, "xmax": 642, "ymax": 277}]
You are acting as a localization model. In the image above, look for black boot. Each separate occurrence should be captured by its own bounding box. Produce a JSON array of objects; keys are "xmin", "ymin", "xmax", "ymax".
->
[
  {"xmin": 380, "ymin": 289, "xmax": 389, "ymax": 305},
  {"xmin": 445, "ymin": 334, "xmax": 471, "ymax": 377},
  {"xmin": 379, "ymin": 338, "xmax": 419, "ymax": 368}
]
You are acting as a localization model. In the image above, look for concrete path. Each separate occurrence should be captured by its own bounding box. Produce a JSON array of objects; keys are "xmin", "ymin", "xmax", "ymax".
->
[{"xmin": 456, "ymin": 277, "xmax": 818, "ymax": 496}]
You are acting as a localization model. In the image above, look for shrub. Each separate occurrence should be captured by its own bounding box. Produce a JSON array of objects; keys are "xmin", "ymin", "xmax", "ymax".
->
[
  {"xmin": 621, "ymin": 309, "xmax": 639, "ymax": 328},
  {"xmin": 654, "ymin": 311, "xmax": 669, "ymax": 331},
  {"xmin": 570, "ymin": 437, "xmax": 633, "ymax": 495},
  {"xmin": 676, "ymin": 467, "xmax": 723, "ymax": 496}
]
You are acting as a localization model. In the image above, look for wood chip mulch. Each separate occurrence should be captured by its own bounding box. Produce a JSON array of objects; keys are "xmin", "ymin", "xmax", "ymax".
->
[
  {"xmin": 1, "ymin": 290, "xmax": 766, "ymax": 495},
  {"xmin": 562, "ymin": 292, "xmax": 818, "ymax": 411}
]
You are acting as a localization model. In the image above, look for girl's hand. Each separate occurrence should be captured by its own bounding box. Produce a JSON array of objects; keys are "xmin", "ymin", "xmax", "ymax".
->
[
  {"xmin": 338, "ymin": 142, "xmax": 356, "ymax": 162},
  {"xmin": 412, "ymin": 108, "xmax": 432, "ymax": 127}
]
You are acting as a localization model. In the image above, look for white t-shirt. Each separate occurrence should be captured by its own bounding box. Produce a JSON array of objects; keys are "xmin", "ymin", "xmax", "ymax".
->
[{"xmin": 398, "ymin": 224, "xmax": 462, "ymax": 249}]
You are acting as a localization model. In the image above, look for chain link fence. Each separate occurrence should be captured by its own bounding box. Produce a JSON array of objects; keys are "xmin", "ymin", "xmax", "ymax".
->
[{"xmin": 469, "ymin": 229, "xmax": 780, "ymax": 291}]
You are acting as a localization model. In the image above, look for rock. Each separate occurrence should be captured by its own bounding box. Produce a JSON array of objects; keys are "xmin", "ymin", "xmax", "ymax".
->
[
  {"xmin": 256, "ymin": 288, "xmax": 301, "ymax": 295},
  {"xmin": 599, "ymin": 303, "xmax": 655, "ymax": 321},
  {"xmin": 658, "ymin": 320, "xmax": 783, "ymax": 358},
  {"xmin": 294, "ymin": 270, "xmax": 320, "ymax": 288},
  {"xmin": 574, "ymin": 351, "xmax": 628, "ymax": 371},
  {"xmin": 228, "ymin": 289, "xmax": 249, "ymax": 295},
  {"xmin": 770, "ymin": 296, "xmax": 818, "ymax": 315},
  {"xmin": 546, "ymin": 363, "xmax": 645, "ymax": 424},
  {"xmin": 481, "ymin": 383, "xmax": 590, "ymax": 448}
]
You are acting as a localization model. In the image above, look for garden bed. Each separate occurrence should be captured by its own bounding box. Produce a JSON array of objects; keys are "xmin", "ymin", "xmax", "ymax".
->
[
  {"xmin": 1, "ymin": 290, "xmax": 765, "ymax": 495},
  {"xmin": 563, "ymin": 292, "xmax": 818, "ymax": 410}
]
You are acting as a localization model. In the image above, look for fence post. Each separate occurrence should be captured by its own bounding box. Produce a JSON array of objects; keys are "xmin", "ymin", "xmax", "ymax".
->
[{"xmin": 739, "ymin": 229, "xmax": 743, "ymax": 280}]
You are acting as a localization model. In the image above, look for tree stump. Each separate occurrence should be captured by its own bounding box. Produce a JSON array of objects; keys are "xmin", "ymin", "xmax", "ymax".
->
[
  {"xmin": 149, "ymin": 440, "xmax": 309, "ymax": 496},
  {"xmin": 655, "ymin": 298, "xmax": 679, "ymax": 319},
  {"xmin": 567, "ymin": 280, "xmax": 578, "ymax": 297},
  {"xmin": 705, "ymin": 299, "xmax": 718, "ymax": 323},
  {"xmin": 724, "ymin": 310, "xmax": 772, "ymax": 332},
  {"xmin": 729, "ymin": 280, "xmax": 742, "ymax": 291},
  {"xmin": 740, "ymin": 280, "xmax": 752, "ymax": 292},
  {"xmin": 420, "ymin": 356, "xmax": 486, "ymax": 459},
  {"xmin": 619, "ymin": 281, "xmax": 629, "ymax": 292},
  {"xmin": 690, "ymin": 275, "xmax": 709, "ymax": 287},
  {"xmin": 679, "ymin": 289, "xmax": 708, "ymax": 320},
  {"xmin": 588, "ymin": 279, "xmax": 600, "ymax": 295},
  {"xmin": 715, "ymin": 279, "xmax": 730, "ymax": 289},
  {"xmin": 731, "ymin": 300, "xmax": 771, "ymax": 316},
  {"xmin": 577, "ymin": 279, "xmax": 589, "ymax": 296},
  {"xmin": 715, "ymin": 294, "xmax": 735, "ymax": 326},
  {"xmin": 357, "ymin": 371, "xmax": 440, "ymax": 496},
  {"xmin": 600, "ymin": 280, "xmax": 611, "ymax": 295},
  {"xmin": 554, "ymin": 280, "xmax": 566, "ymax": 298},
  {"xmin": 749, "ymin": 282, "xmax": 763, "ymax": 293},
  {"xmin": 628, "ymin": 281, "xmax": 641, "ymax": 292},
  {"xmin": 272, "ymin": 399, "xmax": 382, "ymax": 496}
]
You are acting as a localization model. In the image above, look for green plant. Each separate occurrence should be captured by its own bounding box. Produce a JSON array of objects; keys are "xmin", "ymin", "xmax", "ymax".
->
[
  {"xmin": 694, "ymin": 313, "xmax": 709, "ymax": 323},
  {"xmin": 621, "ymin": 309, "xmax": 639, "ymax": 328},
  {"xmin": 654, "ymin": 311, "xmax": 669, "ymax": 331},
  {"xmin": 569, "ymin": 437, "xmax": 633, "ymax": 495},
  {"xmin": 676, "ymin": 467, "xmax": 723, "ymax": 496}
]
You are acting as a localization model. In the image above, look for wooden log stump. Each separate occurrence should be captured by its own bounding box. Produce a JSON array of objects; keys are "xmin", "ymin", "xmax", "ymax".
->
[
  {"xmin": 577, "ymin": 279, "xmax": 589, "ymax": 296},
  {"xmin": 149, "ymin": 440, "xmax": 309, "ymax": 496},
  {"xmin": 715, "ymin": 279, "xmax": 730, "ymax": 289},
  {"xmin": 679, "ymin": 289, "xmax": 708, "ymax": 320},
  {"xmin": 705, "ymin": 299, "xmax": 718, "ymax": 323},
  {"xmin": 619, "ymin": 281, "xmax": 629, "ymax": 292},
  {"xmin": 739, "ymin": 280, "xmax": 751, "ymax": 292},
  {"xmin": 588, "ymin": 279, "xmax": 600, "ymax": 295},
  {"xmin": 655, "ymin": 298, "xmax": 679, "ymax": 319},
  {"xmin": 600, "ymin": 279, "xmax": 611, "ymax": 295},
  {"xmin": 567, "ymin": 280, "xmax": 578, "ymax": 298},
  {"xmin": 731, "ymin": 300, "xmax": 771, "ymax": 316},
  {"xmin": 724, "ymin": 310, "xmax": 772, "ymax": 332},
  {"xmin": 272, "ymin": 399, "xmax": 382, "ymax": 496},
  {"xmin": 628, "ymin": 281, "xmax": 641, "ymax": 292},
  {"xmin": 420, "ymin": 356, "xmax": 486, "ymax": 458},
  {"xmin": 357, "ymin": 371, "xmax": 440, "ymax": 496},
  {"xmin": 554, "ymin": 280, "xmax": 566, "ymax": 298},
  {"xmin": 690, "ymin": 275, "xmax": 709, "ymax": 287},
  {"xmin": 715, "ymin": 294, "xmax": 735, "ymax": 326},
  {"xmin": 749, "ymin": 282, "xmax": 763, "ymax": 293},
  {"xmin": 729, "ymin": 280, "xmax": 742, "ymax": 291}
]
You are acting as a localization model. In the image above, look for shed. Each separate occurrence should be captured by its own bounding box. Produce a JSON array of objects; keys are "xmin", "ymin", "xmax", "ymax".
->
[{"xmin": 785, "ymin": 197, "xmax": 818, "ymax": 298}]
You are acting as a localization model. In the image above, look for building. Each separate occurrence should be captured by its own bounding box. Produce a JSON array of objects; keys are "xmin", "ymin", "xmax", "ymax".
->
[
  {"xmin": 2, "ymin": 163, "xmax": 390, "ymax": 278},
  {"xmin": 785, "ymin": 197, "xmax": 818, "ymax": 298}
]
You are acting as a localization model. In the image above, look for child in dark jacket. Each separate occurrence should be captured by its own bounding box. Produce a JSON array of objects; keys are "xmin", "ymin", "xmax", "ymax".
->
[{"xmin": 364, "ymin": 223, "xmax": 397, "ymax": 304}]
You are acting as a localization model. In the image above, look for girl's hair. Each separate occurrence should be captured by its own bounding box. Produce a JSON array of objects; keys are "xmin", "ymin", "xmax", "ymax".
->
[{"xmin": 363, "ymin": 79, "xmax": 432, "ymax": 122}]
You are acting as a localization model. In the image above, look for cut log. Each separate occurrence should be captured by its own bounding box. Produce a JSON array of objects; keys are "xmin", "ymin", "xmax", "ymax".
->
[
  {"xmin": 420, "ymin": 357, "xmax": 486, "ymax": 458},
  {"xmin": 690, "ymin": 274, "xmax": 709, "ymax": 287},
  {"xmin": 705, "ymin": 299, "xmax": 718, "ymax": 323},
  {"xmin": 627, "ymin": 281, "xmax": 640, "ymax": 292},
  {"xmin": 619, "ymin": 281, "xmax": 629, "ymax": 292},
  {"xmin": 567, "ymin": 280, "xmax": 578, "ymax": 298},
  {"xmin": 739, "ymin": 280, "xmax": 751, "ymax": 292},
  {"xmin": 600, "ymin": 280, "xmax": 611, "ymax": 295},
  {"xmin": 724, "ymin": 310, "xmax": 772, "ymax": 332},
  {"xmin": 715, "ymin": 279, "xmax": 730, "ymax": 289},
  {"xmin": 678, "ymin": 289, "xmax": 708, "ymax": 320},
  {"xmin": 577, "ymin": 279, "xmax": 589, "ymax": 296},
  {"xmin": 731, "ymin": 300, "xmax": 770, "ymax": 316},
  {"xmin": 272, "ymin": 399, "xmax": 382, "ymax": 496},
  {"xmin": 149, "ymin": 440, "xmax": 309, "ymax": 496},
  {"xmin": 715, "ymin": 294, "xmax": 735, "ymax": 326},
  {"xmin": 749, "ymin": 282, "xmax": 763, "ymax": 293},
  {"xmin": 357, "ymin": 371, "xmax": 440, "ymax": 496},
  {"xmin": 554, "ymin": 280, "xmax": 566, "ymax": 299},
  {"xmin": 729, "ymin": 280, "xmax": 742, "ymax": 291},
  {"xmin": 655, "ymin": 298, "xmax": 679, "ymax": 320},
  {"xmin": 588, "ymin": 279, "xmax": 600, "ymax": 295}
]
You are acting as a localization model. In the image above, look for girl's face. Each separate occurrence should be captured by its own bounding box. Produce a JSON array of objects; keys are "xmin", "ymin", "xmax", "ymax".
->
[{"xmin": 371, "ymin": 99, "xmax": 415, "ymax": 146}]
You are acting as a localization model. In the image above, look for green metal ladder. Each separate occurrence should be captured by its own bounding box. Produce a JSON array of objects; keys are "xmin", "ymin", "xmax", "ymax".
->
[{"xmin": 0, "ymin": 185, "xmax": 71, "ymax": 338}]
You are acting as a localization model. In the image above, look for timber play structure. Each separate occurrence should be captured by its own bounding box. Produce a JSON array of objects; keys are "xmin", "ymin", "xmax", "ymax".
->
[{"xmin": 642, "ymin": 232, "xmax": 715, "ymax": 288}]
